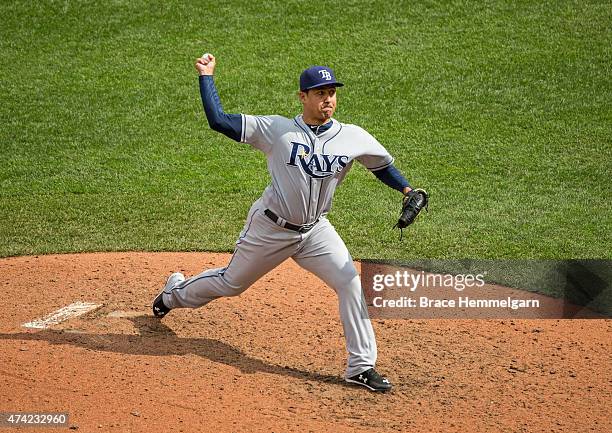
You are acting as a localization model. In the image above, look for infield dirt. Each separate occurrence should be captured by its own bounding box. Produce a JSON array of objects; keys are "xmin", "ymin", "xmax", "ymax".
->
[{"xmin": 1, "ymin": 252, "xmax": 610, "ymax": 432}]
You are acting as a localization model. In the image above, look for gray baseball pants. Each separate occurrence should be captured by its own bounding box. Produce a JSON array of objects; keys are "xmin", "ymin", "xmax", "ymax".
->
[{"xmin": 163, "ymin": 199, "xmax": 377, "ymax": 378}]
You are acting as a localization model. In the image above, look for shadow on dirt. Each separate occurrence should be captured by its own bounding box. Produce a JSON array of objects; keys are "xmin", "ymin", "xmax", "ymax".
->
[{"xmin": 1, "ymin": 315, "xmax": 346, "ymax": 387}]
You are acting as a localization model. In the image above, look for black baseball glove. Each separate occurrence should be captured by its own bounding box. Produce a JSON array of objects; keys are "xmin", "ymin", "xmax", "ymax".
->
[{"xmin": 394, "ymin": 188, "xmax": 428, "ymax": 236}]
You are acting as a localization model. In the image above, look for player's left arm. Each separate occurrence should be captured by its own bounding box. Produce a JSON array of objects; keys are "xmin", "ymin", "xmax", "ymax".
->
[
  {"xmin": 353, "ymin": 126, "xmax": 413, "ymax": 194},
  {"xmin": 354, "ymin": 127, "xmax": 428, "ymax": 229},
  {"xmin": 371, "ymin": 164, "xmax": 412, "ymax": 194},
  {"xmin": 368, "ymin": 154, "xmax": 428, "ymax": 232}
]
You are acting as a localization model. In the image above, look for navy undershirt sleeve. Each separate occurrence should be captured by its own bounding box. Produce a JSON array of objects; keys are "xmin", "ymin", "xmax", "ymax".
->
[
  {"xmin": 199, "ymin": 75, "xmax": 242, "ymax": 142},
  {"xmin": 372, "ymin": 164, "xmax": 410, "ymax": 192}
]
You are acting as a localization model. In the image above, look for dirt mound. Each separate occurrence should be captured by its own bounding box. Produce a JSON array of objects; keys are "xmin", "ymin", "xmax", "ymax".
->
[{"xmin": 0, "ymin": 252, "xmax": 609, "ymax": 432}]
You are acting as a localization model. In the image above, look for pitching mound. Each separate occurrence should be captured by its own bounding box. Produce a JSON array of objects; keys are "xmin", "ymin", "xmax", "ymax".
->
[{"xmin": 0, "ymin": 252, "xmax": 609, "ymax": 432}]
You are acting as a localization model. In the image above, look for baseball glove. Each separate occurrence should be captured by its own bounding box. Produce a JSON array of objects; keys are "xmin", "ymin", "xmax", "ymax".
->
[{"xmin": 394, "ymin": 188, "xmax": 428, "ymax": 237}]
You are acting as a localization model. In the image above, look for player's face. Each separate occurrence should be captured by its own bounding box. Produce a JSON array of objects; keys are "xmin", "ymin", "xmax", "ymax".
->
[{"xmin": 299, "ymin": 86, "xmax": 337, "ymax": 124}]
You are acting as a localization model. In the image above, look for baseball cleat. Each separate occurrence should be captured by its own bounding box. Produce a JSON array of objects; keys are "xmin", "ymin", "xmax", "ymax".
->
[
  {"xmin": 346, "ymin": 368, "xmax": 393, "ymax": 392},
  {"xmin": 152, "ymin": 272, "xmax": 185, "ymax": 318}
]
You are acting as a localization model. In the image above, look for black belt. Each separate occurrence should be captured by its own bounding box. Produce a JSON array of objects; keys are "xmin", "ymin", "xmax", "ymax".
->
[{"xmin": 264, "ymin": 209, "xmax": 318, "ymax": 233}]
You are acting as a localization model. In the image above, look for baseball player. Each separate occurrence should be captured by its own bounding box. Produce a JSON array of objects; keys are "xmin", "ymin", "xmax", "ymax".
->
[{"xmin": 153, "ymin": 53, "xmax": 419, "ymax": 392}]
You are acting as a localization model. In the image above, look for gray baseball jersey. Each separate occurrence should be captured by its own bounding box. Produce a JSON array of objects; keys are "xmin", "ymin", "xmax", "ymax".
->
[{"xmin": 242, "ymin": 114, "xmax": 393, "ymax": 224}]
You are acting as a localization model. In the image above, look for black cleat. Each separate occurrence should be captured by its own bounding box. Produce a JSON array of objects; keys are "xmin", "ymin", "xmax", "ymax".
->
[
  {"xmin": 152, "ymin": 272, "xmax": 185, "ymax": 318},
  {"xmin": 346, "ymin": 368, "xmax": 393, "ymax": 392},
  {"xmin": 152, "ymin": 291, "xmax": 171, "ymax": 318}
]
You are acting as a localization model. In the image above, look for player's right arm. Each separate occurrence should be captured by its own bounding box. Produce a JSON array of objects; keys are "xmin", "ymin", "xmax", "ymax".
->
[
  {"xmin": 195, "ymin": 53, "xmax": 279, "ymax": 153},
  {"xmin": 195, "ymin": 54, "xmax": 242, "ymax": 142}
]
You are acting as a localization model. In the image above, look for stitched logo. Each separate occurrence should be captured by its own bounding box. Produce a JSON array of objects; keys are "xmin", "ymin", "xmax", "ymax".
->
[
  {"xmin": 319, "ymin": 70, "xmax": 332, "ymax": 81},
  {"xmin": 287, "ymin": 142, "xmax": 349, "ymax": 179}
]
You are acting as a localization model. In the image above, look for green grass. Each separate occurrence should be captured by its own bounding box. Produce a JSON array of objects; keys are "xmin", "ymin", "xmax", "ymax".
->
[{"xmin": 1, "ymin": 0, "xmax": 610, "ymax": 259}]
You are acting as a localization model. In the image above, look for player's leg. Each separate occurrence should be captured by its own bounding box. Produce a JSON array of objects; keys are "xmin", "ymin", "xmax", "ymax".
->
[
  {"xmin": 292, "ymin": 219, "xmax": 380, "ymax": 380},
  {"xmin": 162, "ymin": 202, "xmax": 300, "ymax": 309}
]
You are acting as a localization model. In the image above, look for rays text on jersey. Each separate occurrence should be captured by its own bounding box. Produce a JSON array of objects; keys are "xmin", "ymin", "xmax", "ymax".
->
[{"xmin": 287, "ymin": 142, "xmax": 349, "ymax": 179}]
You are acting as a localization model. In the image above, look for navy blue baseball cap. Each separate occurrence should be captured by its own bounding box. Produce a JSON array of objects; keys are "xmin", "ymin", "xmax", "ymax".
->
[{"xmin": 299, "ymin": 66, "xmax": 344, "ymax": 91}]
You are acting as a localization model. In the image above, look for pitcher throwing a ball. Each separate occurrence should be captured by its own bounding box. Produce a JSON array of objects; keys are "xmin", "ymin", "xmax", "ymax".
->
[{"xmin": 153, "ymin": 53, "xmax": 421, "ymax": 392}]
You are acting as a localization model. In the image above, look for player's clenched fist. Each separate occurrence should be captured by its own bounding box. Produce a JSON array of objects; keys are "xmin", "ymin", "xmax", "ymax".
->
[{"xmin": 195, "ymin": 53, "xmax": 216, "ymax": 76}]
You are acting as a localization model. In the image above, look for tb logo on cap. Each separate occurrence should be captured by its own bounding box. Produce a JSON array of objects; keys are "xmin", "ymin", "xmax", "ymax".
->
[{"xmin": 319, "ymin": 70, "xmax": 332, "ymax": 81}]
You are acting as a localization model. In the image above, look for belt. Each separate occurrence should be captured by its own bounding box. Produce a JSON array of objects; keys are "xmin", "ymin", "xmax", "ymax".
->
[{"xmin": 264, "ymin": 209, "xmax": 318, "ymax": 233}]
